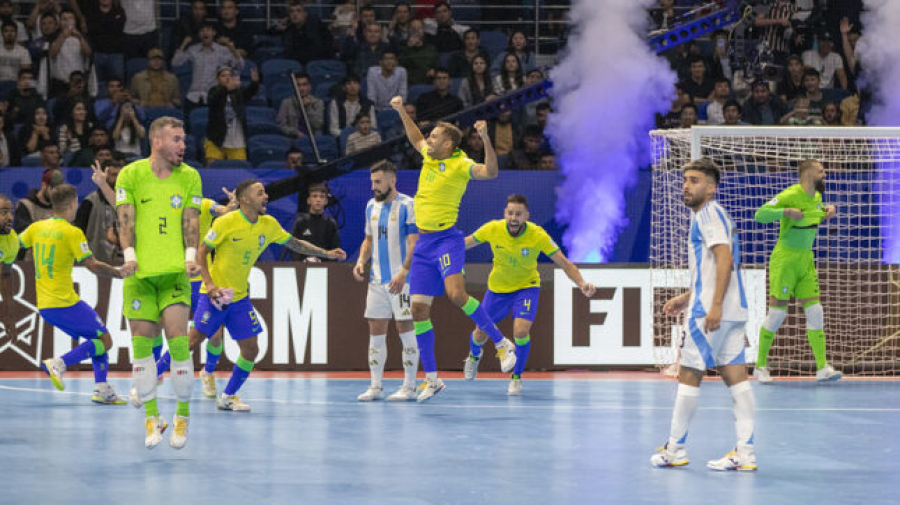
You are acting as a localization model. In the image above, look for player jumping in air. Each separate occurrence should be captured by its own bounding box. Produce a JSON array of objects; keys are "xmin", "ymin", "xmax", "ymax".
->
[
  {"xmin": 753, "ymin": 159, "xmax": 842, "ymax": 383},
  {"xmin": 391, "ymin": 95, "xmax": 517, "ymax": 402},
  {"xmin": 463, "ymin": 194, "xmax": 595, "ymax": 395},
  {"xmin": 651, "ymin": 159, "xmax": 757, "ymax": 472}
]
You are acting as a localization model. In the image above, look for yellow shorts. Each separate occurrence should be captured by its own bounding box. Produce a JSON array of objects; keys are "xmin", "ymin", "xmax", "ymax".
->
[{"xmin": 203, "ymin": 140, "xmax": 247, "ymax": 162}]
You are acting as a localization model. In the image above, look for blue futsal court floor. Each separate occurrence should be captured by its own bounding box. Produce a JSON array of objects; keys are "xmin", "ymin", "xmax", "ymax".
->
[{"xmin": 1, "ymin": 373, "xmax": 898, "ymax": 505}]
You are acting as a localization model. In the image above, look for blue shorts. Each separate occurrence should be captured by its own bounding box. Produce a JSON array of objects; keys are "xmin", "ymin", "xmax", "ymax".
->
[
  {"xmin": 193, "ymin": 295, "xmax": 261, "ymax": 341},
  {"xmin": 409, "ymin": 227, "xmax": 466, "ymax": 297},
  {"xmin": 482, "ymin": 288, "xmax": 541, "ymax": 323},
  {"xmin": 190, "ymin": 280, "xmax": 202, "ymax": 312},
  {"xmin": 40, "ymin": 300, "xmax": 109, "ymax": 340}
]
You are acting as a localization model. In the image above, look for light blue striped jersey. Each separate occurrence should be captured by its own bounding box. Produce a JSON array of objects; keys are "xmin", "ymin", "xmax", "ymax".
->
[
  {"xmin": 688, "ymin": 200, "xmax": 747, "ymax": 322},
  {"xmin": 365, "ymin": 193, "xmax": 417, "ymax": 284}
]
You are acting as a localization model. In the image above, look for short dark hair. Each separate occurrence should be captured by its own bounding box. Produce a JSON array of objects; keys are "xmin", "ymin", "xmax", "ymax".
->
[
  {"xmin": 286, "ymin": 146, "xmax": 303, "ymax": 157},
  {"xmin": 355, "ymin": 111, "xmax": 370, "ymax": 124},
  {"xmin": 434, "ymin": 1, "xmax": 451, "ymax": 11},
  {"xmin": 370, "ymin": 160, "xmax": 397, "ymax": 175},
  {"xmin": 1, "ymin": 20, "xmax": 17, "ymax": 33},
  {"xmin": 342, "ymin": 74, "xmax": 361, "ymax": 85},
  {"xmin": 381, "ymin": 49, "xmax": 397, "ymax": 59},
  {"xmin": 50, "ymin": 184, "xmax": 78, "ymax": 209},
  {"xmin": 687, "ymin": 55, "xmax": 706, "ymax": 66},
  {"xmin": 235, "ymin": 179, "xmax": 262, "ymax": 201},
  {"xmin": 463, "ymin": 28, "xmax": 479, "ymax": 39},
  {"xmin": 682, "ymin": 158, "xmax": 721, "ymax": 185},
  {"xmin": 433, "ymin": 67, "xmax": 451, "ymax": 79},
  {"xmin": 723, "ymin": 99, "xmax": 742, "ymax": 113},
  {"xmin": 680, "ymin": 103, "xmax": 698, "ymax": 114},
  {"xmin": 714, "ymin": 77, "xmax": 730, "ymax": 86},
  {"xmin": 507, "ymin": 194, "xmax": 528, "ymax": 208},
  {"xmin": 536, "ymin": 103, "xmax": 552, "ymax": 113},
  {"xmin": 292, "ymin": 71, "xmax": 311, "ymax": 82},
  {"xmin": 435, "ymin": 121, "xmax": 462, "ymax": 148},
  {"xmin": 307, "ymin": 182, "xmax": 329, "ymax": 195},
  {"xmin": 802, "ymin": 67, "xmax": 821, "ymax": 80},
  {"xmin": 18, "ymin": 68, "xmax": 34, "ymax": 79}
]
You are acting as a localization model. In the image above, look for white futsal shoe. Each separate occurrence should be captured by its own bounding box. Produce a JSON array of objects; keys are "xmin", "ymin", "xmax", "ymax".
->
[
  {"xmin": 41, "ymin": 358, "xmax": 66, "ymax": 391},
  {"xmin": 815, "ymin": 364, "xmax": 842, "ymax": 382},
  {"xmin": 495, "ymin": 339, "xmax": 517, "ymax": 373},
  {"xmin": 144, "ymin": 416, "xmax": 167, "ymax": 449},
  {"xmin": 650, "ymin": 442, "xmax": 689, "ymax": 468},
  {"xmin": 753, "ymin": 367, "xmax": 774, "ymax": 384},
  {"xmin": 386, "ymin": 385, "xmax": 418, "ymax": 401},
  {"xmin": 416, "ymin": 377, "xmax": 445, "ymax": 402},
  {"xmin": 218, "ymin": 393, "xmax": 251, "ymax": 411},
  {"xmin": 91, "ymin": 383, "xmax": 126, "ymax": 405},
  {"xmin": 169, "ymin": 415, "xmax": 190, "ymax": 449},
  {"xmin": 199, "ymin": 369, "xmax": 217, "ymax": 398},
  {"xmin": 357, "ymin": 386, "xmax": 384, "ymax": 402},
  {"xmin": 463, "ymin": 352, "xmax": 482, "ymax": 380},
  {"xmin": 707, "ymin": 445, "xmax": 757, "ymax": 471},
  {"xmin": 508, "ymin": 376, "xmax": 523, "ymax": 396}
]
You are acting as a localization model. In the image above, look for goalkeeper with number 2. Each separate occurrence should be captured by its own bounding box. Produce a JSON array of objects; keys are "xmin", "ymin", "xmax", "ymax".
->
[{"xmin": 753, "ymin": 159, "xmax": 842, "ymax": 383}]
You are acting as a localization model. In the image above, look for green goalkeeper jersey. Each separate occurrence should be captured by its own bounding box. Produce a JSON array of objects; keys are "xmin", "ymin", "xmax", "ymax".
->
[
  {"xmin": 115, "ymin": 159, "xmax": 202, "ymax": 278},
  {"xmin": 754, "ymin": 184, "xmax": 826, "ymax": 251}
]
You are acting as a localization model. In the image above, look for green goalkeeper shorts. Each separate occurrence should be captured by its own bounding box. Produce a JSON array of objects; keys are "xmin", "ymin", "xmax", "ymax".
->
[
  {"xmin": 123, "ymin": 272, "xmax": 191, "ymax": 321},
  {"xmin": 768, "ymin": 247, "xmax": 820, "ymax": 301}
]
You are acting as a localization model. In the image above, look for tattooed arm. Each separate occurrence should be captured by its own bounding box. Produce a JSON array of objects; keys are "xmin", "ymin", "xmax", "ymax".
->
[
  {"xmin": 117, "ymin": 203, "xmax": 138, "ymax": 276},
  {"xmin": 285, "ymin": 237, "xmax": 347, "ymax": 261},
  {"xmin": 182, "ymin": 207, "xmax": 200, "ymax": 277}
]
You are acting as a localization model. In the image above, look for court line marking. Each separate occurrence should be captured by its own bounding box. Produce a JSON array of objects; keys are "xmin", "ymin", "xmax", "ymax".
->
[{"xmin": 2, "ymin": 383, "xmax": 898, "ymax": 412}]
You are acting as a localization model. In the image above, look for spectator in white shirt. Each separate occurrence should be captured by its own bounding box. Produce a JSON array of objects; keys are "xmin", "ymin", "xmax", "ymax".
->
[
  {"xmin": 0, "ymin": 20, "xmax": 31, "ymax": 81},
  {"xmin": 802, "ymin": 32, "xmax": 847, "ymax": 89},
  {"xmin": 367, "ymin": 50, "xmax": 408, "ymax": 111},
  {"xmin": 172, "ymin": 22, "xmax": 243, "ymax": 108},
  {"xmin": 345, "ymin": 112, "xmax": 382, "ymax": 155},
  {"xmin": 120, "ymin": 0, "xmax": 159, "ymax": 60},
  {"xmin": 705, "ymin": 78, "xmax": 732, "ymax": 125},
  {"xmin": 47, "ymin": 8, "xmax": 90, "ymax": 98}
]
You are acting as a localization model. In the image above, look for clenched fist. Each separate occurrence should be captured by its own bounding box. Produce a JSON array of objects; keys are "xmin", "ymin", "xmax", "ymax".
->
[
  {"xmin": 474, "ymin": 120, "xmax": 487, "ymax": 135},
  {"xmin": 390, "ymin": 96, "xmax": 404, "ymax": 110}
]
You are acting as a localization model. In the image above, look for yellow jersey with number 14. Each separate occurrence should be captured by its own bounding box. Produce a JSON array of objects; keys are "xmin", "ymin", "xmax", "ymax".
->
[{"xmin": 19, "ymin": 218, "xmax": 92, "ymax": 309}]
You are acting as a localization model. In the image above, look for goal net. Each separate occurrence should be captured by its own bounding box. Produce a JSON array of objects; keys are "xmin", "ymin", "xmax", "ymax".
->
[{"xmin": 650, "ymin": 126, "xmax": 900, "ymax": 377}]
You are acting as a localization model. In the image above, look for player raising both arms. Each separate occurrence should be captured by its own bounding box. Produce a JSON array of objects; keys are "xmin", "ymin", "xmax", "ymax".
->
[
  {"xmin": 19, "ymin": 185, "xmax": 130, "ymax": 404},
  {"xmin": 463, "ymin": 194, "xmax": 595, "ymax": 395},
  {"xmin": 651, "ymin": 159, "xmax": 757, "ymax": 472},
  {"xmin": 116, "ymin": 116, "xmax": 201, "ymax": 449},
  {"xmin": 392, "ymin": 95, "xmax": 517, "ymax": 402},
  {"xmin": 753, "ymin": 159, "xmax": 842, "ymax": 383}
]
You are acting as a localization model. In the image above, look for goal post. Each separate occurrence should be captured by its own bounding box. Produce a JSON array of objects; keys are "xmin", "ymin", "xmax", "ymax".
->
[{"xmin": 650, "ymin": 126, "xmax": 900, "ymax": 377}]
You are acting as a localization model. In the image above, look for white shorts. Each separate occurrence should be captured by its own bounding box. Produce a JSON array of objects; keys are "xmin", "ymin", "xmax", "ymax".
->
[
  {"xmin": 679, "ymin": 318, "xmax": 747, "ymax": 372},
  {"xmin": 364, "ymin": 282, "xmax": 412, "ymax": 321}
]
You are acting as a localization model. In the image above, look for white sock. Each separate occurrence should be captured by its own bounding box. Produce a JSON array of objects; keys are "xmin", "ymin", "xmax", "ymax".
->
[
  {"xmin": 368, "ymin": 334, "xmax": 387, "ymax": 388},
  {"xmin": 399, "ymin": 330, "xmax": 419, "ymax": 388},
  {"xmin": 170, "ymin": 359, "xmax": 194, "ymax": 402},
  {"xmin": 730, "ymin": 381, "xmax": 756, "ymax": 448},
  {"xmin": 425, "ymin": 371, "xmax": 438, "ymax": 381},
  {"xmin": 668, "ymin": 383, "xmax": 701, "ymax": 448},
  {"xmin": 132, "ymin": 356, "xmax": 157, "ymax": 403}
]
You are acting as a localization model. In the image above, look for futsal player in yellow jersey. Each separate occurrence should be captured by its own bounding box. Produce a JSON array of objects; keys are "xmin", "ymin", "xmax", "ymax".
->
[
  {"xmin": 463, "ymin": 195, "xmax": 596, "ymax": 395},
  {"xmin": 0, "ymin": 194, "xmax": 18, "ymax": 341},
  {"xmin": 191, "ymin": 179, "xmax": 345, "ymax": 411},
  {"xmin": 391, "ymin": 95, "xmax": 517, "ymax": 402},
  {"xmin": 18, "ymin": 185, "xmax": 130, "ymax": 403}
]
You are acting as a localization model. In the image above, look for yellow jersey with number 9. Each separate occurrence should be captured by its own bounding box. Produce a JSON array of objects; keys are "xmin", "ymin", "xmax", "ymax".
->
[
  {"xmin": 414, "ymin": 146, "xmax": 474, "ymax": 231},
  {"xmin": 19, "ymin": 218, "xmax": 92, "ymax": 309},
  {"xmin": 202, "ymin": 210, "xmax": 291, "ymax": 302}
]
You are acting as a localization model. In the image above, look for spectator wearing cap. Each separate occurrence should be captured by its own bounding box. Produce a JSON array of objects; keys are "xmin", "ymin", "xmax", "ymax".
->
[
  {"xmin": 0, "ymin": 112, "xmax": 21, "ymax": 167},
  {"xmin": 172, "ymin": 21, "xmax": 243, "ymax": 109},
  {"xmin": 130, "ymin": 48, "xmax": 181, "ymax": 108},
  {"xmin": 328, "ymin": 75, "xmax": 377, "ymax": 137},
  {"xmin": 73, "ymin": 0, "xmax": 125, "ymax": 83},
  {"xmin": 204, "ymin": 65, "xmax": 259, "ymax": 166},
  {"xmin": 288, "ymin": 182, "xmax": 341, "ymax": 263},
  {"xmin": 802, "ymin": 31, "xmax": 847, "ymax": 89},
  {"xmin": 15, "ymin": 167, "xmax": 62, "ymax": 253},
  {"xmin": 277, "ymin": 72, "xmax": 325, "ymax": 138},
  {"xmin": 742, "ymin": 79, "xmax": 790, "ymax": 126},
  {"xmin": 367, "ymin": 49, "xmax": 408, "ymax": 111},
  {"xmin": 0, "ymin": 20, "xmax": 32, "ymax": 82},
  {"xmin": 416, "ymin": 67, "xmax": 463, "ymax": 122}
]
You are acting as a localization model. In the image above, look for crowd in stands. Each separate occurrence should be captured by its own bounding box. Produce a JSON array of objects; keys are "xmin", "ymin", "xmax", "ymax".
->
[
  {"xmin": 652, "ymin": 0, "xmax": 867, "ymax": 129},
  {"xmin": 0, "ymin": 0, "xmax": 559, "ymax": 171}
]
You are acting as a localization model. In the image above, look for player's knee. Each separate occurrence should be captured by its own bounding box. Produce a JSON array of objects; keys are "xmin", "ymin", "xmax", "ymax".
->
[
  {"xmin": 240, "ymin": 339, "xmax": 259, "ymax": 361},
  {"xmin": 411, "ymin": 303, "xmax": 430, "ymax": 321},
  {"xmin": 513, "ymin": 330, "xmax": 529, "ymax": 341},
  {"xmin": 188, "ymin": 329, "xmax": 206, "ymax": 348},
  {"xmin": 473, "ymin": 328, "xmax": 488, "ymax": 343},
  {"xmin": 99, "ymin": 333, "xmax": 113, "ymax": 353},
  {"xmin": 446, "ymin": 289, "xmax": 469, "ymax": 308}
]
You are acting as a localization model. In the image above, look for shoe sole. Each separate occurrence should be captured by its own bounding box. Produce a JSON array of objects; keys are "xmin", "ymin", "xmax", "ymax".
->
[
  {"xmin": 652, "ymin": 460, "xmax": 690, "ymax": 468},
  {"xmin": 92, "ymin": 396, "xmax": 126, "ymax": 405},
  {"xmin": 707, "ymin": 464, "xmax": 757, "ymax": 471},
  {"xmin": 217, "ymin": 405, "xmax": 251, "ymax": 411},
  {"xmin": 417, "ymin": 384, "xmax": 445, "ymax": 403},
  {"xmin": 816, "ymin": 373, "xmax": 842, "ymax": 382}
]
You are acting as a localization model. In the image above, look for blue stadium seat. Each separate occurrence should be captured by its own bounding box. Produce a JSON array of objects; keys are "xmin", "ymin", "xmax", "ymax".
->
[
  {"xmin": 248, "ymin": 134, "xmax": 291, "ymax": 166},
  {"xmin": 450, "ymin": 78, "xmax": 463, "ymax": 96},
  {"xmin": 184, "ymin": 134, "xmax": 199, "ymax": 161},
  {"xmin": 306, "ymin": 59, "xmax": 346, "ymax": 86},
  {"xmin": 295, "ymin": 135, "xmax": 339, "ymax": 162},
  {"xmin": 253, "ymin": 34, "xmax": 283, "ymax": 48},
  {"xmin": 480, "ymin": 31, "xmax": 509, "ymax": 61},
  {"xmin": 253, "ymin": 46, "xmax": 285, "ymax": 64},
  {"xmin": 256, "ymin": 160, "xmax": 288, "ymax": 169},
  {"xmin": 126, "ymin": 58, "xmax": 148, "ymax": 81},
  {"xmin": 0, "ymin": 80, "xmax": 15, "ymax": 102},
  {"xmin": 314, "ymin": 82, "xmax": 337, "ymax": 101},
  {"xmin": 209, "ymin": 159, "xmax": 253, "ymax": 169},
  {"xmin": 338, "ymin": 126, "xmax": 355, "ymax": 156},
  {"xmin": 189, "ymin": 107, "xmax": 209, "ymax": 139},
  {"xmin": 141, "ymin": 106, "xmax": 184, "ymax": 130},
  {"xmin": 408, "ymin": 84, "xmax": 435, "ymax": 104},
  {"xmin": 267, "ymin": 79, "xmax": 296, "ymax": 105},
  {"xmin": 261, "ymin": 59, "xmax": 303, "ymax": 83},
  {"xmin": 246, "ymin": 106, "xmax": 276, "ymax": 124},
  {"xmin": 438, "ymin": 52, "xmax": 453, "ymax": 69}
]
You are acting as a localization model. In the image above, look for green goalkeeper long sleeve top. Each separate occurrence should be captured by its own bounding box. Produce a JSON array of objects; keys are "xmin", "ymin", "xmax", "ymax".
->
[{"xmin": 754, "ymin": 184, "xmax": 825, "ymax": 251}]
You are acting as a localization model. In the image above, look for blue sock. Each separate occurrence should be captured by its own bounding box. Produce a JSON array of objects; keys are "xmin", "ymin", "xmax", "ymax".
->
[
  {"xmin": 462, "ymin": 297, "xmax": 503, "ymax": 344},
  {"xmin": 469, "ymin": 333, "xmax": 485, "ymax": 357},
  {"xmin": 61, "ymin": 339, "xmax": 103, "ymax": 367},
  {"xmin": 513, "ymin": 336, "xmax": 532, "ymax": 377},
  {"xmin": 151, "ymin": 335, "xmax": 163, "ymax": 362},
  {"xmin": 414, "ymin": 320, "xmax": 437, "ymax": 373},
  {"xmin": 224, "ymin": 355, "xmax": 254, "ymax": 395},
  {"xmin": 91, "ymin": 353, "xmax": 108, "ymax": 383},
  {"xmin": 156, "ymin": 351, "xmax": 171, "ymax": 377},
  {"xmin": 205, "ymin": 340, "xmax": 223, "ymax": 373}
]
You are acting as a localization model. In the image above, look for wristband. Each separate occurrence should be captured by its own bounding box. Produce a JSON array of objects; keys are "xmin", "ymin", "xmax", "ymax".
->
[
  {"xmin": 124, "ymin": 247, "xmax": 137, "ymax": 263},
  {"xmin": 185, "ymin": 247, "xmax": 197, "ymax": 263}
]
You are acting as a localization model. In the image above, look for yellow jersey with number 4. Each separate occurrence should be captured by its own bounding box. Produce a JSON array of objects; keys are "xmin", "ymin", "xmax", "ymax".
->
[{"xmin": 472, "ymin": 220, "xmax": 560, "ymax": 294}]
